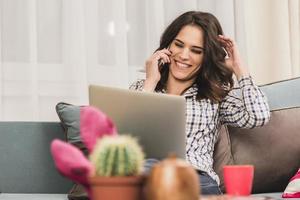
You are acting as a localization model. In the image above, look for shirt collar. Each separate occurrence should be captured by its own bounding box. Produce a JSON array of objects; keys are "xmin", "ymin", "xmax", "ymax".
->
[
  {"xmin": 159, "ymin": 84, "xmax": 198, "ymax": 97},
  {"xmin": 182, "ymin": 84, "xmax": 198, "ymax": 97}
]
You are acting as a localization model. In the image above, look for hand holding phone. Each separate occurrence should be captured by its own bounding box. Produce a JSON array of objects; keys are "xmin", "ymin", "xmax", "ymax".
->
[{"xmin": 144, "ymin": 48, "xmax": 172, "ymax": 92}]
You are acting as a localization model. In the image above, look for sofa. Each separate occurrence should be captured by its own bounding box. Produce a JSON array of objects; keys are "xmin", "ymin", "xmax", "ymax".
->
[
  {"xmin": 214, "ymin": 77, "xmax": 300, "ymax": 199},
  {"xmin": 0, "ymin": 77, "xmax": 300, "ymax": 200},
  {"xmin": 0, "ymin": 122, "xmax": 71, "ymax": 199}
]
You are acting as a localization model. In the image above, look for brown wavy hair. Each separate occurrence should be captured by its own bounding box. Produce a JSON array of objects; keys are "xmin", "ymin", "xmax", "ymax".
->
[{"xmin": 155, "ymin": 11, "xmax": 234, "ymax": 103}]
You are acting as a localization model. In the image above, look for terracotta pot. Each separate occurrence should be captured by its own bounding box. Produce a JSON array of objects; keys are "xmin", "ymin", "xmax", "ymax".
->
[
  {"xmin": 89, "ymin": 176, "xmax": 145, "ymax": 200},
  {"xmin": 145, "ymin": 155, "xmax": 200, "ymax": 200}
]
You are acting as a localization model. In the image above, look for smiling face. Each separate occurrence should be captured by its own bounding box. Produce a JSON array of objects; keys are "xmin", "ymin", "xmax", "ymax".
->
[{"xmin": 168, "ymin": 25, "xmax": 205, "ymax": 85}]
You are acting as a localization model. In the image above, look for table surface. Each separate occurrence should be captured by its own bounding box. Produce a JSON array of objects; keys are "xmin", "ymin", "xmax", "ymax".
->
[
  {"xmin": 0, "ymin": 193, "xmax": 282, "ymax": 200},
  {"xmin": 0, "ymin": 194, "xmax": 68, "ymax": 200},
  {"xmin": 202, "ymin": 195, "xmax": 281, "ymax": 200}
]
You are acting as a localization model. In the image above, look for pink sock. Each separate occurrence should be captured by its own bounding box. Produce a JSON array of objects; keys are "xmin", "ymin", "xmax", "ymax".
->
[
  {"xmin": 50, "ymin": 139, "xmax": 94, "ymax": 187},
  {"xmin": 80, "ymin": 106, "xmax": 117, "ymax": 153}
]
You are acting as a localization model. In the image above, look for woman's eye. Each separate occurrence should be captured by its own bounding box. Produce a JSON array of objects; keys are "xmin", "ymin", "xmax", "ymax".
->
[
  {"xmin": 192, "ymin": 49, "xmax": 203, "ymax": 54},
  {"xmin": 175, "ymin": 42, "xmax": 183, "ymax": 48}
]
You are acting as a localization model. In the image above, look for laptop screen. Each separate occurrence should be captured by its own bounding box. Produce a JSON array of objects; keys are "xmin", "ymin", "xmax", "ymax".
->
[{"xmin": 89, "ymin": 84, "xmax": 186, "ymax": 159}]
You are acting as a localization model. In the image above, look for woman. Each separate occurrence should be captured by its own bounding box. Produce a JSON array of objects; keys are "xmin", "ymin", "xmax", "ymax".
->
[{"xmin": 130, "ymin": 11, "xmax": 270, "ymax": 194}]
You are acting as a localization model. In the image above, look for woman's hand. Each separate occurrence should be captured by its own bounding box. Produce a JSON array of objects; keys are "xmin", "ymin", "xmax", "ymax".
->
[
  {"xmin": 218, "ymin": 35, "xmax": 249, "ymax": 79},
  {"xmin": 144, "ymin": 48, "xmax": 171, "ymax": 92}
]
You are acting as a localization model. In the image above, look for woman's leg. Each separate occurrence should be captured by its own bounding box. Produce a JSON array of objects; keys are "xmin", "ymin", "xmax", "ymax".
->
[
  {"xmin": 142, "ymin": 158, "xmax": 160, "ymax": 175},
  {"xmin": 198, "ymin": 171, "xmax": 222, "ymax": 195}
]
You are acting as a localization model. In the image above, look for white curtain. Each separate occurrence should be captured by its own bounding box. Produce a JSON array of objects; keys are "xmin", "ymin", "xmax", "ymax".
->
[
  {"xmin": 244, "ymin": 0, "xmax": 300, "ymax": 84},
  {"xmin": 0, "ymin": 0, "xmax": 298, "ymax": 121}
]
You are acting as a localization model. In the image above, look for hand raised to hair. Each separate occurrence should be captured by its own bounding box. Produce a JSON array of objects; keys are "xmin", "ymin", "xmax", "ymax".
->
[{"xmin": 218, "ymin": 35, "xmax": 249, "ymax": 79}]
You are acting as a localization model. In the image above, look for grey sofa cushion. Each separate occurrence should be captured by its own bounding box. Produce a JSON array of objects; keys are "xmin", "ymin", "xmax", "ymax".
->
[
  {"xmin": 228, "ymin": 107, "xmax": 300, "ymax": 193},
  {"xmin": 213, "ymin": 125, "xmax": 234, "ymax": 191},
  {"xmin": 56, "ymin": 102, "xmax": 82, "ymax": 144},
  {"xmin": 260, "ymin": 77, "xmax": 300, "ymax": 110},
  {"xmin": 55, "ymin": 102, "xmax": 89, "ymax": 199}
]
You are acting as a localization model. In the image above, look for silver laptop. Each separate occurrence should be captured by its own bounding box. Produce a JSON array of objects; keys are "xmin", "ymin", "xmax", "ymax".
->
[{"xmin": 89, "ymin": 84, "xmax": 186, "ymax": 159}]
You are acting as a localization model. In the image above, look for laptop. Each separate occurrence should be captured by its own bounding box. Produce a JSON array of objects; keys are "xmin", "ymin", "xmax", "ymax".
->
[{"xmin": 89, "ymin": 84, "xmax": 186, "ymax": 159}]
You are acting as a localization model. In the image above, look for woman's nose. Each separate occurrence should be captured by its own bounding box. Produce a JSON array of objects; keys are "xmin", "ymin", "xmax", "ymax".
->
[{"xmin": 179, "ymin": 48, "xmax": 189, "ymax": 60}]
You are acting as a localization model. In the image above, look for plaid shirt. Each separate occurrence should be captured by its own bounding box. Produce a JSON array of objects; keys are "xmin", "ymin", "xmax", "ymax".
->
[{"xmin": 129, "ymin": 76, "xmax": 270, "ymax": 184}]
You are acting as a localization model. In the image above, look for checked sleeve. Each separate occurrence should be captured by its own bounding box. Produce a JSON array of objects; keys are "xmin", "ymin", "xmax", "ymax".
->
[
  {"xmin": 129, "ymin": 79, "xmax": 144, "ymax": 91},
  {"xmin": 219, "ymin": 76, "xmax": 270, "ymax": 128}
]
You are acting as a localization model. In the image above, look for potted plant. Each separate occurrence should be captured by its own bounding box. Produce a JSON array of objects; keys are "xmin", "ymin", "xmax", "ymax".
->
[
  {"xmin": 50, "ymin": 106, "xmax": 145, "ymax": 200},
  {"xmin": 88, "ymin": 135, "xmax": 145, "ymax": 200}
]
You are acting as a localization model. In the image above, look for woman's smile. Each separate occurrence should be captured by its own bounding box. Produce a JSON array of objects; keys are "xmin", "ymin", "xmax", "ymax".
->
[{"xmin": 174, "ymin": 60, "xmax": 192, "ymax": 69}]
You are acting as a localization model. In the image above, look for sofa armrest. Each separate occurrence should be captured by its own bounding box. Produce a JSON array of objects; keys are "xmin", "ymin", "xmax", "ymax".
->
[{"xmin": 0, "ymin": 122, "xmax": 72, "ymax": 193}]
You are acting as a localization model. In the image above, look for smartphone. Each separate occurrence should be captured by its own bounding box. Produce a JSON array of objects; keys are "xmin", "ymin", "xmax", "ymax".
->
[{"xmin": 158, "ymin": 45, "xmax": 171, "ymax": 70}]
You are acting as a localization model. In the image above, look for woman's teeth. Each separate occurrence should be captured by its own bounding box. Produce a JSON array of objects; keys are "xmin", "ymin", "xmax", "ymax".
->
[{"xmin": 176, "ymin": 61, "xmax": 190, "ymax": 68}]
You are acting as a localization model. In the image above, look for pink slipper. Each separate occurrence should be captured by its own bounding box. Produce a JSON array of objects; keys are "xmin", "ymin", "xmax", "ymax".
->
[
  {"xmin": 80, "ymin": 106, "xmax": 117, "ymax": 152},
  {"xmin": 282, "ymin": 168, "xmax": 300, "ymax": 198}
]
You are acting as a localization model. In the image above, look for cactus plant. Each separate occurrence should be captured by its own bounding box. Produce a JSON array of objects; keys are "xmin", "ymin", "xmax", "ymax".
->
[{"xmin": 89, "ymin": 135, "xmax": 145, "ymax": 177}]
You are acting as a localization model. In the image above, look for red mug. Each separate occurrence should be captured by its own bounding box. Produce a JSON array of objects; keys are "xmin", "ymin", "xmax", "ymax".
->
[{"xmin": 223, "ymin": 165, "xmax": 254, "ymax": 196}]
